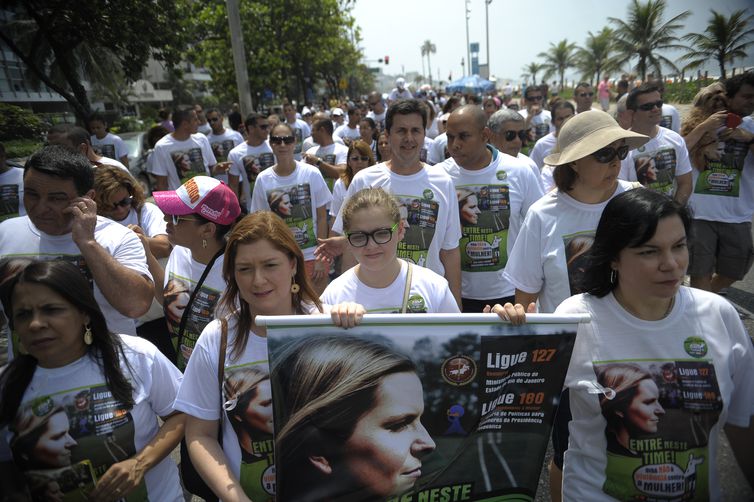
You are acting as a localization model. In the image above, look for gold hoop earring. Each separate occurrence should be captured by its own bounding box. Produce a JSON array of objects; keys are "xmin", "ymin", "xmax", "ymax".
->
[
  {"xmin": 84, "ymin": 324, "xmax": 93, "ymax": 345},
  {"xmin": 291, "ymin": 283, "xmax": 300, "ymax": 294}
]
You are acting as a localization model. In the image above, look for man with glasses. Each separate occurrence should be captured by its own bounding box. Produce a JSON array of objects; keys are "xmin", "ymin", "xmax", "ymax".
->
[
  {"xmin": 48, "ymin": 124, "xmax": 130, "ymax": 173},
  {"xmin": 206, "ymin": 108, "xmax": 243, "ymax": 184},
  {"xmin": 619, "ymin": 83, "xmax": 692, "ymax": 204},
  {"xmin": 0, "ymin": 145, "xmax": 154, "ymax": 336},
  {"xmin": 327, "ymin": 99, "xmax": 463, "ymax": 307},
  {"xmin": 366, "ymin": 91, "xmax": 387, "ymax": 131},
  {"xmin": 304, "ymin": 118, "xmax": 349, "ymax": 182},
  {"xmin": 488, "ymin": 109, "xmax": 542, "ymax": 188},
  {"xmin": 439, "ymin": 105, "xmax": 543, "ymax": 312},
  {"xmin": 228, "ymin": 113, "xmax": 275, "ymax": 212},
  {"xmin": 151, "ymin": 108, "xmax": 217, "ymax": 191},
  {"xmin": 573, "ymin": 82, "xmax": 594, "ymax": 114},
  {"xmin": 519, "ymin": 85, "xmax": 553, "ymax": 143}
]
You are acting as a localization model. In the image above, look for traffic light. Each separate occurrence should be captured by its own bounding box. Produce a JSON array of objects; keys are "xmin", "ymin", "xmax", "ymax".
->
[{"xmin": 384, "ymin": 55, "xmax": 390, "ymax": 65}]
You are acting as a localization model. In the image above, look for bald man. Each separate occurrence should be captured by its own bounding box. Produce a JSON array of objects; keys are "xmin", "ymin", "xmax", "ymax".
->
[{"xmin": 438, "ymin": 105, "xmax": 543, "ymax": 312}]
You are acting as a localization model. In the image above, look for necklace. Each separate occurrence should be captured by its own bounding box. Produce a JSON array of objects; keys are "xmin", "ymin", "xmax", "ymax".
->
[{"xmin": 614, "ymin": 291, "xmax": 675, "ymax": 321}]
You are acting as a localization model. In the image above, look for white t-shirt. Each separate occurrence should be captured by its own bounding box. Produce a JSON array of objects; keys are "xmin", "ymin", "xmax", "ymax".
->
[
  {"xmin": 0, "ymin": 335, "xmax": 183, "ymax": 502},
  {"xmin": 302, "ymin": 134, "xmax": 344, "ymax": 154},
  {"xmin": 96, "ymin": 156, "xmax": 130, "ymax": 173},
  {"xmin": 286, "ymin": 118, "xmax": 312, "ymax": 160},
  {"xmin": 321, "ymin": 259, "xmax": 459, "ymax": 313},
  {"xmin": 0, "ymin": 166, "xmax": 25, "ymax": 221},
  {"xmin": 332, "ymin": 163, "xmax": 462, "ymax": 276},
  {"xmin": 91, "ymin": 132, "xmax": 127, "ymax": 160},
  {"xmin": 688, "ymin": 117, "xmax": 754, "ymax": 223},
  {"xmin": 367, "ymin": 109, "xmax": 386, "ymax": 131},
  {"xmin": 334, "ymin": 124, "xmax": 361, "ymax": 142},
  {"xmin": 541, "ymin": 165, "xmax": 556, "ymax": 193},
  {"xmin": 174, "ymin": 317, "xmax": 275, "ymax": 502},
  {"xmin": 516, "ymin": 152, "xmax": 545, "ymax": 190},
  {"xmin": 503, "ymin": 180, "xmax": 635, "ymax": 312},
  {"xmin": 114, "ymin": 202, "xmax": 167, "ymax": 238},
  {"xmin": 329, "ymin": 178, "xmax": 348, "ymax": 219},
  {"xmin": 250, "ymin": 162, "xmax": 332, "ymax": 260},
  {"xmin": 660, "ymin": 103, "xmax": 681, "ymax": 134},
  {"xmin": 619, "ymin": 127, "xmax": 692, "ymax": 197},
  {"xmin": 439, "ymin": 147, "xmax": 544, "ymax": 300},
  {"xmin": 306, "ymin": 142, "xmax": 349, "ymax": 172},
  {"xmin": 428, "ymin": 133, "xmax": 449, "ymax": 165},
  {"xmin": 388, "ymin": 88, "xmax": 413, "ymax": 101},
  {"xmin": 529, "ymin": 132, "xmax": 558, "ymax": 169},
  {"xmin": 163, "ymin": 245, "xmax": 225, "ymax": 371},
  {"xmin": 0, "ymin": 216, "xmax": 151, "ymax": 335},
  {"xmin": 421, "ymin": 136, "xmax": 435, "ymax": 165},
  {"xmin": 557, "ymin": 287, "xmax": 754, "ymax": 502},
  {"xmin": 228, "ymin": 140, "xmax": 276, "ymax": 211},
  {"xmin": 518, "ymin": 109, "xmax": 554, "ymax": 141},
  {"xmin": 197, "ymin": 123, "xmax": 212, "ymax": 135},
  {"xmin": 151, "ymin": 133, "xmax": 216, "ymax": 190},
  {"xmin": 208, "ymin": 129, "xmax": 244, "ymax": 183}
]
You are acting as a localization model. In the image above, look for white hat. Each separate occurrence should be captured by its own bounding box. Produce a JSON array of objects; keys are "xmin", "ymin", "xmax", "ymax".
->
[
  {"xmin": 332, "ymin": 108, "xmax": 345, "ymax": 117},
  {"xmin": 396, "ymin": 77, "xmax": 406, "ymax": 88}
]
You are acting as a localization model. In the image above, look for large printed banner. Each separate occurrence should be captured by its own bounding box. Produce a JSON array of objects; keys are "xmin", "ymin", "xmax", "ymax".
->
[{"xmin": 263, "ymin": 314, "xmax": 582, "ymax": 502}]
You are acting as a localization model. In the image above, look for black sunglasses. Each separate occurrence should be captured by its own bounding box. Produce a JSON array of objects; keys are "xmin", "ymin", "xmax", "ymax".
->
[
  {"xmin": 208, "ymin": 117, "xmax": 221, "ymax": 123},
  {"xmin": 592, "ymin": 144, "xmax": 630, "ymax": 163},
  {"xmin": 346, "ymin": 222, "xmax": 399, "ymax": 248},
  {"xmin": 578, "ymin": 92, "xmax": 594, "ymax": 98},
  {"xmin": 350, "ymin": 156, "xmax": 370, "ymax": 162},
  {"xmin": 270, "ymin": 135, "xmax": 296, "ymax": 145},
  {"xmin": 637, "ymin": 100, "xmax": 664, "ymax": 111},
  {"xmin": 527, "ymin": 95, "xmax": 543, "ymax": 101},
  {"xmin": 504, "ymin": 130, "xmax": 528, "ymax": 142},
  {"xmin": 109, "ymin": 195, "xmax": 133, "ymax": 210}
]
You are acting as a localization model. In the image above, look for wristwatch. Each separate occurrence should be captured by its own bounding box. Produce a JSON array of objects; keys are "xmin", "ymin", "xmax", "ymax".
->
[{"xmin": 316, "ymin": 157, "xmax": 323, "ymax": 167}]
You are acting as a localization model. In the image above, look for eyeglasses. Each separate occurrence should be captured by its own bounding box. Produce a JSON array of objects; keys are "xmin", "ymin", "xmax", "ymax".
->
[
  {"xmin": 503, "ymin": 130, "xmax": 528, "ymax": 142},
  {"xmin": 350, "ymin": 156, "xmax": 370, "ymax": 162},
  {"xmin": 167, "ymin": 214, "xmax": 200, "ymax": 225},
  {"xmin": 208, "ymin": 117, "xmax": 221, "ymax": 123},
  {"xmin": 109, "ymin": 195, "xmax": 133, "ymax": 210},
  {"xmin": 527, "ymin": 95, "xmax": 543, "ymax": 101},
  {"xmin": 270, "ymin": 135, "xmax": 296, "ymax": 145},
  {"xmin": 346, "ymin": 222, "xmax": 399, "ymax": 247},
  {"xmin": 636, "ymin": 100, "xmax": 664, "ymax": 111},
  {"xmin": 592, "ymin": 144, "xmax": 630, "ymax": 163},
  {"xmin": 578, "ymin": 92, "xmax": 594, "ymax": 98}
]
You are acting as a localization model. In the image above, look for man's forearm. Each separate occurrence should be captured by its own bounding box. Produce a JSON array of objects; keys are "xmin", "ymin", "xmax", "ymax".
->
[{"xmin": 440, "ymin": 247, "xmax": 462, "ymax": 309}]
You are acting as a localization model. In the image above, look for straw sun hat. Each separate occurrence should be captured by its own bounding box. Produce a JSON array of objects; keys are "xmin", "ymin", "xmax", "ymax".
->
[{"xmin": 544, "ymin": 110, "xmax": 649, "ymax": 166}]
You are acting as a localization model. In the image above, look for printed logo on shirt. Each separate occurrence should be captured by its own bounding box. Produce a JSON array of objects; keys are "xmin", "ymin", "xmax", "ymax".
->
[
  {"xmin": 683, "ymin": 337, "xmax": 708, "ymax": 358},
  {"xmin": 593, "ymin": 360, "xmax": 722, "ymax": 501},
  {"xmin": 223, "ymin": 362, "xmax": 275, "ymax": 501},
  {"xmin": 8, "ymin": 385, "xmax": 146, "ymax": 501},
  {"xmin": 266, "ymin": 184, "xmax": 316, "ymax": 250},
  {"xmin": 533, "ymin": 122, "xmax": 550, "ymax": 142},
  {"xmin": 211, "ymin": 139, "xmax": 237, "ymax": 163},
  {"xmin": 0, "ymin": 183, "xmax": 20, "ymax": 221},
  {"xmin": 243, "ymin": 152, "xmax": 275, "ymax": 183},
  {"xmin": 660, "ymin": 115, "xmax": 673, "ymax": 130},
  {"xmin": 457, "ymin": 184, "xmax": 510, "ymax": 273},
  {"xmin": 693, "ymin": 138, "xmax": 749, "ymax": 197},
  {"xmin": 633, "ymin": 147, "xmax": 677, "ymax": 196},
  {"xmin": 394, "ymin": 194, "xmax": 439, "ymax": 267},
  {"xmin": 563, "ymin": 231, "xmax": 594, "ymax": 295},
  {"xmin": 293, "ymin": 127, "xmax": 304, "ymax": 154},
  {"xmin": 164, "ymin": 274, "xmax": 221, "ymax": 371},
  {"xmin": 171, "ymin": 147, "xmax": 206, "ymax": 184},
  {"xmin": 93, "ymin": 144, "xmax": 116, "ymax": 159}
]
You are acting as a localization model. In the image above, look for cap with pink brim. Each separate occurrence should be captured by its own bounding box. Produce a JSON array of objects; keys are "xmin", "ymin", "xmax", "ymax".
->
[{"xmin": 153, "ymin": 176, "xmax": 240, "ymax": 225}]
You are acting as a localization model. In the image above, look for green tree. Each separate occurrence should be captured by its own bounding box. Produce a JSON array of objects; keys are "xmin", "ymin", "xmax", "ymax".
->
[
  {"xmin": 608, "ymin": 0, "xmax": 690, "ymax": 81},
  {"xmin": 522, "ymin": 62, "xmax": 545, "ymax": 85},
  {"xmin": 575, "ymin": 27, "xmax": 619, "ymax": 85},
  {"xmin": 679, "ymin": 9, "xmax": 754, "ymax": 80},
  {"xmin": 421, "ymin": 40, "xmax": 437, "ymax": 86},
  {"xmin": 538, "ymin": 39, "xmax": 577, "ymax": 91},
  {"xmin": 0, "ymin": 0, "xmax": 190, "ymax": 122}
]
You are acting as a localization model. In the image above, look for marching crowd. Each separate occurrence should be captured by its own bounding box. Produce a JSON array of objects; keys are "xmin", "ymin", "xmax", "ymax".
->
[{"xmin": 0, "ymin": 71, "xmax": 753, "ymax": 501}]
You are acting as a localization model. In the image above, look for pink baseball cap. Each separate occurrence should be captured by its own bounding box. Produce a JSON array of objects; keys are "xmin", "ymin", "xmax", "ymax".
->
[{"xmin": 153, "ymin": 176, "xmax": 241, "ymax": 225}]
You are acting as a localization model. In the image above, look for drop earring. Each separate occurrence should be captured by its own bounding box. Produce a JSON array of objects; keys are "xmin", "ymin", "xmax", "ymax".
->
[
  {"xmin": 202, "ymin": 239, "xmax": 208, "ymax": 249},
  {"xmin": 84, "ymin": 324, "xmax": 93, "ymax": 345}
]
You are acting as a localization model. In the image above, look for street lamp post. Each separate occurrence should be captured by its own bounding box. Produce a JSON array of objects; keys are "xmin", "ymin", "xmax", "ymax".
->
[
  {"xmin": 465, "ymin": 0, "xmax": 471, "ymax": 77},
  {"xmin": 485, "ymin": 0, "xmax": 492, "ymax": 75}
]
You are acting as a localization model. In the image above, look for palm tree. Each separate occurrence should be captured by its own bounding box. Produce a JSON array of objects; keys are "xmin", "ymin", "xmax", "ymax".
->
[
  {"xmin": 537, "ymin": 39, "xmax": 577, "ymax": 92},
  {"xmin": 608, "ymin": 0, "xmax": 690, "ymax": 81},
  {"xmin": 522, "ymin": 62, "xmax": 545, "ymax": 85},
  {"xmin": 575, "ymin": 27, "xmax": 619, "ymax": 85},
  {"xmin": 679, "ymin": 9, "xmax": 754, "ymax": 80},
  {"xmin": 421, "ymin": 40, "xmax": 436, "ymax": 86}
]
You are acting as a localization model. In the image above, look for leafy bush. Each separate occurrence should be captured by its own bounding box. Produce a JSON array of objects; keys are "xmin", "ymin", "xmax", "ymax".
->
[
  {"xmin": 2, "ymin": 138, "xmax": 43, "ymax": 159},
  {"xmin": 111, "ymin": 116, "xmax": 145, "ymax": 134},
  {"xmin": 664, "ymin": 79, "xmax": 717, "ymax": 104},
  {"xmin": 0, "ymin": 103, "xmax": 46, "ymax": 141}
]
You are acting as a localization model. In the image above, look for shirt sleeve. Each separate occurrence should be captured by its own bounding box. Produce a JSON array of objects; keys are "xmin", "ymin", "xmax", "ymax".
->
[
  {"xmin": 228, "ymin": 148, "xmax": 243, "ymax": 177},
  {"xmin": 722, "ymin": 303, "xmax": 754, "ymax": 426},
  {"xmin": 140, "ymin": 203, "xmax": 168, "ymax": 237},
  {"xmin": 674, "ymin": 138, "xmax": 693, "ymax": 176},
  {"xmin": 150, "ymin": 145, "xmax": 170, "ymax": 176},
  {"xmin": 619, "ymin": 153, "xmax": 637, "ymax": 181},
  {"xmin": 503, "ymin": 207, "xmax": 544, "ymax": 294},
  {"xmin": 115, "ymin": 136, "xmax": 128, "ymax": 160},
  {"xmin": 145, "ymin": 343, "xmax": 183, "ymax": 417},
  {"xmin": 199, "ymin": 135, "xmax": 217, "ymax": 170},
  {"xmin": 310, "ymin": 169, "xmax": 333, "ymax": 209},
  {"xmin": 441, "ymin": 179, "xmax": 462, "ymax": 250},
  {"xmin": 249, "ymin": 175, "xmax": 270, "ymax": 213},
  {"xmin": 107, "ymin": 223, "xmax": 153, "ymax": 281},
  {"xmin": 173, "ymin": 321, "xmax": 223, "ymax": 420}
]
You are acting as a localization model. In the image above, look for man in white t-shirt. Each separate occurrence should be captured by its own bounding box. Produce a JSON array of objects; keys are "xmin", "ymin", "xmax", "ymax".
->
[
  {"xmin": 88, "ymin": 114, "xmax": 129, "ymax": 167},
  {"xmin": 304, "ymin": 118, "xmax": 349, "ymax": 182},
  {"xmin": 194, "ymin": 104, "xmax": 212, "ymax": 135},
  {"xmin": 619, "ymin": 83, "xmax": 692, "ymax": 204},
  {"xmin": 283, "ymin": 103, "xmax": 311, "ymax": 161},
  {"xmin": 573, "ymin": 82, "xmax": 594, "ymax": 114},
  {"xmin": 228, "ymin": 112, "xmax": 275, "ymax": 211},
  {"xmin": 530, "ymin": 101, "xmax": 575, "ymax": 169},
  {"xmin": 206, "ymin": 108, "xmax": 244, "ymax": 184},
  {"xmin": 325, "ymin": 99, "xmax": 463, "ymax": 307},
  {"xmin": 388, "ymin": 77, "xmax": 413, "ymax": 104},
  {"xmin": 488, "ymin": 109, "xmax": 543, "ymax": 189},
  {"xmin": 366, "ymin": 91, "xmax": 387, "ymax": 131},
  {"xmin": 440, "ymin": 105, "xmax": 544, "ymax": 312},
  {"xmin": 652, "ymin": 80, "xmax": 682, "ymax": 133},
  {"xmin": 47, "ymin": 124, "xmax": 130, "ymax": 173},
  {"xmin": 518, "ymin": 85, "xmax": 554, "ymax": 142},
  {"xmin": 334, "ymin": 106, "xmax": 362, "ymax": 144},
  {"xmin": 0, "ymin": 143, "xmax": 24, "ymax": 221},
  {"xmin": 150, "ymin": 108, "xmax": 218, "ymax": 191},
  {"xmin": 0, "ymin": 145, "xmax": 153, "ymax": 336}
]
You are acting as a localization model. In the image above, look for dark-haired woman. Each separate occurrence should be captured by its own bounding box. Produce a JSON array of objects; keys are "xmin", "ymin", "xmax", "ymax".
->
[
  {"xmin": 0, "ymin": 260, "xmax": 184, "ymax": 501},
  {"xmin": 359, "ymin": 117, "xmax": 379, "ymax": 155},
  {"xmin": 556, "ymin": 189, "xmax": 754, "ymax": 500}
]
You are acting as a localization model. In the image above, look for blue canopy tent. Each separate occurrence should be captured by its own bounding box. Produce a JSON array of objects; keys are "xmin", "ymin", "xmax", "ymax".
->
[{"xmin": 445, "ymin": 75, "xmax": 496, "ymax": 95}]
